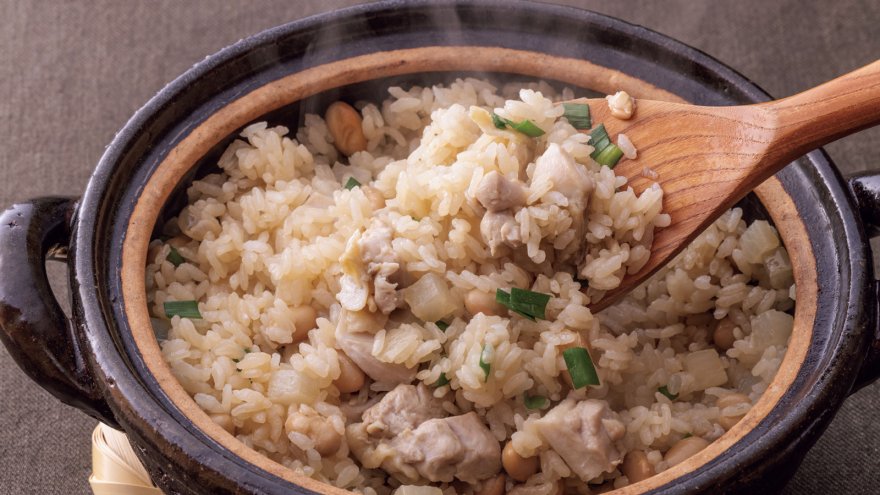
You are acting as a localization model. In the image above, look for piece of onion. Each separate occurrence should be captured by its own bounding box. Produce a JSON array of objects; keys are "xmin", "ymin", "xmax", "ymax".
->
[{"xmin": 402, "ymin": 273, "xmax": 458, "ymax": 322}]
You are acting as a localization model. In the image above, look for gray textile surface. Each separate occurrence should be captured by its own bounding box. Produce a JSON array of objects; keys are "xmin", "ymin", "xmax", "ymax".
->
[{"xmin": 0, "ymin": 1, "xmax": 878, "ymax": 493}]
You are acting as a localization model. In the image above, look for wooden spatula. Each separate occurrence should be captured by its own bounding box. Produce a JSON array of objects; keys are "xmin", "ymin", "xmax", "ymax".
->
[{"xmin": 579, "ymin": 60, "xmax": 880, "ymax": 310}]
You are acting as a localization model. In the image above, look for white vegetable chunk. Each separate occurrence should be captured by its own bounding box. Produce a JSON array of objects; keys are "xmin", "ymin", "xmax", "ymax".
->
[{"xmin": 403, "ymin": 273, "xmax": 458, "ymax": 322}]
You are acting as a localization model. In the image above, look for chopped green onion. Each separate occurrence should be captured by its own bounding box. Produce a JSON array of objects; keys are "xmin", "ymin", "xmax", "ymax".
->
[
  {"xmin": 524, "ymin": 395, "xmax": 548, "ymax": 410},
  {"xmin": 491, "ymin": 113, "xmax": 546, "ymax": 137},
  {"xmin": 435, "ymin": 321, "xmax": 449, "ymax": 331},
  {"xmin": 510, "ymin": 288, "xmax": 551, "ymax": 320},
  {"xmin": 491, "ymin": 113, "xmax": 508, "ymax": 129},
  {"xmin": 589, "ymin": 124, "xmax": 612, "ymax": 159},
  {"xmin": 480, "ymin": 344, "xmax": 493, "ymax": 379},
  {"xmin": 658, "ymin": 385, "xmax": 678, "ymax": 401},
  {"xmin": 683, "ymin": 433, "xmax": 693, "ymax": 439},
  {"xmin": 562, "ymin": 103, "xmax": 591, "ymax": 129},
  {"xmin": 164, "ymin": 300, "xmax": 202, "ymax": 319},
  {"xmin": 166, "ymin": 246, "xmax": 185, "ymax": 267},
  {"xmin": 433, "ymin": 372, "xmax": 450, "ymax": 387},
  {"xmin": 587, "ymin": 124, "xmax": 624, "ymax": 168},
  {"xmin": 509, "ymin": 119, "xmax": 545, "ymax": 137},
  {"xmin": 495, "ymin": 289, "xmax": 532, "ymax": 321},
  {"xmin": 593, "ymin": 144, "xmax": 624, "ymax": 168},
  {"xmin": 562, "ymin": 347, "xmax": 600, "ymax": 389},
  {"xmin": 344, "ymin": 177, "xmax": 361, "ymax": 190},
  {"xmin": 495, "ymin": 288, "xmax": 551, "ymax": 321}
]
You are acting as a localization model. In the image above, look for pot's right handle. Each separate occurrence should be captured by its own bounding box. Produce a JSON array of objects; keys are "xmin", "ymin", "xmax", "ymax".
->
[
  {"xmin": 850, "ymin": 173, "xmax": 880, "ymax": 391},
  {"xmin": 0, "ymin": 197, "xmax": 115, "ymax": 425}
]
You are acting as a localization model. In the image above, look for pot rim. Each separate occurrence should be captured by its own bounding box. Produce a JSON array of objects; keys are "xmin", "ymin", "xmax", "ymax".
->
[{"xmin": 71, "ymin": 1, "xmax": 876, "ymax": 494}]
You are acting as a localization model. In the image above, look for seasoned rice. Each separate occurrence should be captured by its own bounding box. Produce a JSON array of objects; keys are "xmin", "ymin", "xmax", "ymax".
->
[{"xmin": 147, "ymin": 78, "xmax": 794, "ymax": 494}]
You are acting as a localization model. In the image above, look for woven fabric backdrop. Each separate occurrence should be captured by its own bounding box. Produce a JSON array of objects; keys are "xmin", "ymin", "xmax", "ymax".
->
[{"xmin": 1, "ymin": 1, "xmax": 878, "ymax": 493}]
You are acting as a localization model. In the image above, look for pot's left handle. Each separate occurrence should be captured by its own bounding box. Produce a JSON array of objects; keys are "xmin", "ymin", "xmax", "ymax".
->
[
  {"xmin": 850, "ymin": 173, "xmax": 880, "ymax": 392},
  {"xmin": 0, "ymin": 197, "xmax": 116, "ymax": 425}
]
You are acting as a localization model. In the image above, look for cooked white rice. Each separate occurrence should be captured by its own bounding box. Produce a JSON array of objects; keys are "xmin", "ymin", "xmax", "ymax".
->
[{"xmin": 146, "ymin": 78, "xmax": 795, "ymax": 494}]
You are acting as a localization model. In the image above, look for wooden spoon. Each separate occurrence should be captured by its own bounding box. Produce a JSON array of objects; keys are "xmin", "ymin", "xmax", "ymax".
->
[{"xmin": 579, "ymin": 60, "xmax": 880, "ymax": 310}]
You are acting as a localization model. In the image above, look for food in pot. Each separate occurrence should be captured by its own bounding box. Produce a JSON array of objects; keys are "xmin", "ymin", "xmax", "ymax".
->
[{"xmin": 147, "ymin": 79, "xmax": 795, "ymax": 493}]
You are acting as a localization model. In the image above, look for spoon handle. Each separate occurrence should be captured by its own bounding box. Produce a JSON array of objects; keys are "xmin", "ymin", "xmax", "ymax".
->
[{"xmin": 762, "ymin": 59, "xmax": 880, "ymax": 165}]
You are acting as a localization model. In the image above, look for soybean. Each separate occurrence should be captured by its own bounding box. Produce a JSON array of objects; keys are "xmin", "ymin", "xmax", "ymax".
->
[
  {"xmin": 621, "ymin": 450, "xmax": 655, "ymax": 483},
  {"xmin": 664, "ymin": 436, "xmax": 709, "ymax": 467},
  {"xmin": 335, "ymin": 351, "xmax": 366, "ymax": 393},
  {"xmin": 502, "ymin": 441, "xmax": 538, "ymax": 482},
  {"xmin": 465, "ymin": 289, "xmax": 505, "ymax": 317},
  {"xmin": 326, "ymin": 101, "xmax": 368, "ymax": 156}
]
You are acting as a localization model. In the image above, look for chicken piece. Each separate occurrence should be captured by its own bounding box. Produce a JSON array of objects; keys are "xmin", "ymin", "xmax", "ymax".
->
[
  {"xmin": 335, "ymin": 330, "xmax": 416, "ymax": 384},
  {"xmin": 361, "ymin": 384, "xmax": 444, "ymax": 436},
  {"xmin": 394, "ymin": 412, "xmax": 502, "ymax": 483},
  {"xmin": 347, "ymin": 384, "xmax": 446, "ymax": 477},
  {"xmin": 531, "ymin": 143, "xmax": 593, "ymax": 208},
  {"xmin": 337, "ymin": 308, "xmax": 389, "ymax": 335},
  {"xmin": 480, "ymin": 210, "xmax": 521, "ymax": 256},
  {"xmin": 533, "ymin": 399, "xmax": 624, "ymax": 482},
  {"xmin": 475, "ymin": 171, "xmax": 528, "ymax": 212},
  {"xmin": 360, "ymin": 220, "xmax": 406, "ymax": 314},
  {"xmin": 372, "ymin": 262, "xmax": 402, "ymax": 314},
  {"xmin": 284, "ymin": 407, "xmax": 343, "ymax": 456}
]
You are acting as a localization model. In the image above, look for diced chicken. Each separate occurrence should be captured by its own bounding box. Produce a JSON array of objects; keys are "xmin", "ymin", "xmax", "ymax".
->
[
  {"xmin": 361, "ymin": 384, "xmax": 444, "ymax": 436},
  {"xmin": 335, "ymin": 330, "xmax": 416, "ymax": 384},
  {"xmin": 348, "ymin": 387, "xmax": 501, "ymax": 485},
  {"xmin": 480, "ymin": 210, "xmax": 521, "ymax": 256},
  {"xmin": 369, "ymin": 261, "xmax": 401, "ymax": 314},
  {"xmin": 393, "ymin": 412, "xmax": 502, "ymax": 483},
  {"xmin": 533, "ymin": 399, "xmax": 624, "ymax": 482},
  {"xmin": 337, "ymin": 308, "xmax": 388, "ymax": 335},
  {"xmin": 475, "ymin": 171, "xmax": 528, "ymax": 212},
  {"xmin": 346, "ymin": 220, "xmax": 406, "ymax": 315},
  {"xmin": 531, "ymin": 143, "xmax": 593, "ymax": 208}
]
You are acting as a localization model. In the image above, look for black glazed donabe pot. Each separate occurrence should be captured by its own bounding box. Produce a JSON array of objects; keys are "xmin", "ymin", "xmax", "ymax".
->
[{"xmin": 0, "ymin": 1, "xmax": 878, "ymax": 494}]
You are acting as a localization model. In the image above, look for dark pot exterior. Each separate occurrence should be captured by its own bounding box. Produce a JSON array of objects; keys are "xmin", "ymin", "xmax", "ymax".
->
[{"xmin": 0, "ymin": 1, "xmax": 878, "ymax": 494}]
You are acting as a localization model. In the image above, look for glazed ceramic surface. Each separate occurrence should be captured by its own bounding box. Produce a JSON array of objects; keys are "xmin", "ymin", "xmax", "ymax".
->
[{"xmin": 0, "ymin": 2, "xmax": 878, "ymax": 494}]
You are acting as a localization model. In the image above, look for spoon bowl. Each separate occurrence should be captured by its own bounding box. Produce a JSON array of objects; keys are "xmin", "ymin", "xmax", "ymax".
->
[{"xmin": 580, "ymin": 60, "xmax": 880, "ymax": 309}]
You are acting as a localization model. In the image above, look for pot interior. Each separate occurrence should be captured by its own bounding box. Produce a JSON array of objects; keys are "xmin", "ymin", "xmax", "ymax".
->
[{"xmin": 119, "ymin": 46, "xmax": 817, "ymax": 494}]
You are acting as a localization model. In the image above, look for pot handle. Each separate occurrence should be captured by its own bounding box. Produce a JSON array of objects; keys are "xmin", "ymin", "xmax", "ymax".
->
[
  {"xmin": 850, "ymin": 173, "xmax": 880, "ymax": 391},
  {"xmin": 0, "ymin": 197, "xmax": 115, "ymax": 425}
]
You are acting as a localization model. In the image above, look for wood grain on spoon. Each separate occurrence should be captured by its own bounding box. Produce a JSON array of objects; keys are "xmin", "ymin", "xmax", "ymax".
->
[{"xmin": 584, "ymin": 59, "xmax": 880, "ymax": 310}]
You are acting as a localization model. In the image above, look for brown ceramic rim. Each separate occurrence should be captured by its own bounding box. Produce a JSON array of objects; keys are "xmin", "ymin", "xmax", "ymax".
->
[{"xmin": 120, "ymin": 46, "xmax": 817, "ymax": 493}]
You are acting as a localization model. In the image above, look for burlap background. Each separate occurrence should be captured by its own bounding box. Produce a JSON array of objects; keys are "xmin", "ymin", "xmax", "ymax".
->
[{"xmin": 1, "ymin": 1, "xmax": 878, "ymax": 493}]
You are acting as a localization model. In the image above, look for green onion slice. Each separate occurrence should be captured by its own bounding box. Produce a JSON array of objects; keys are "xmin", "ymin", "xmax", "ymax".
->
[
  {"xmin": 589, "ymin": 124, "xmax": 611, "ymax": 158},
  {"xmin": 491, "ymin": 113, "xmax": 508, "ymax": 129},
  {"xmin": 509, "ymin": 119, "xmax": 545, "ymax": 137},
  {"xmin": 593, "ymin": 144, "xmax": 624, "ymax": 168},
  {"xmin": 562, "ymin": 103, "xmax": 591, "ymax": 129},
  {"xmin": 435, "ymin": 321, "xmax": 449, "ymax": 331},
  {"xmin": 344, "ymin": 177, "xmax": 361, "ymax": 190},
  {"xmin": 524, "ymin": 395, "xmax": 548, "ymax": 410},
  {"xmin": 164, "ymin": 300, "xmax": 202, "ymax": 319},
  {"xmin": 491, "ymin": 113, "xmax": 546, "ymax": 137},
  {"xmin": 587, "ymin": 124, "xmax": 624, "ymax": 168},
  {"xmin": 479, "ymin": 344, "xmax": 493, "ymax": 379},
  {"xmin": 562, "ymin": 347, "xmax": 600, "ymax": 389},
  {"xmin": 166, "ymin": 246, "xmax": 185, "ymax": 267},
  {"xmin": 495, "ymin": 288, "xmax": 551, "ymax": 321},
  {"xmin": 658, "ymin": 385, "xmax": 678, "ymax": 401},
  {"xmin": 433, "ymin": 372, "xmax": 450, "ymax": 387}
]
